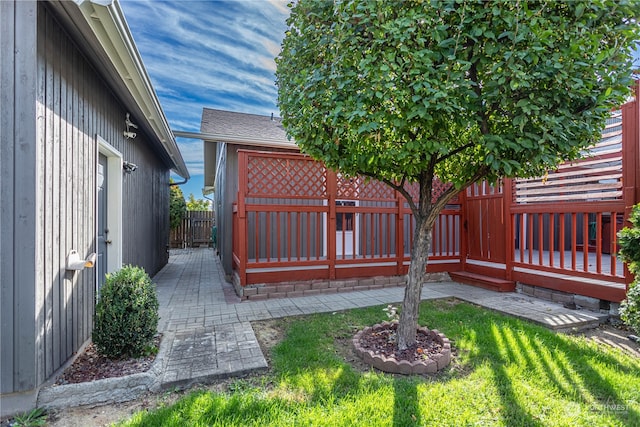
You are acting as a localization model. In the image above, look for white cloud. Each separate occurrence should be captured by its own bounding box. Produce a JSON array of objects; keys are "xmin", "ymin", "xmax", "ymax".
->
[
  {"xmin": 122, "ymin": 0, "xmax": 288, "ymax": 130},
  {"xmin": 266, "ymin": 0, "xmax": 290, "ymax": 16},
  {"xmin": 176, "ymin": 139, "xmax": 203, "ymax": 162},
  {"xmin": 175, "ymin": 139, "xmax": 205, "ymax": 178},
  {"xmin": 121, "ymin": 0, "xmax": 290, "ymax": 196},
  {"xmin": 184, "ymin": 162, "xmax": 205, "ymax": 177}
]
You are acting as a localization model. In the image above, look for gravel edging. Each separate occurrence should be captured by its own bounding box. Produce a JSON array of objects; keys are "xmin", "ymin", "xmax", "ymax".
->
[{"xmin": 36, "ymin": 333, "xmax": 172, "ymax": 409}]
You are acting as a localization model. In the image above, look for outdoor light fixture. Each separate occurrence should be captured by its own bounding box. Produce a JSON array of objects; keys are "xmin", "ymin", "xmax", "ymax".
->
[
  {"xmin": 124, "ymin": 112, "xmax": 138, "ymax": 139},
  {"xmin": 66, "ymin": 250, "xmax": 97, "ymax": 270},
  {"xmin": 123, "ymin": 161, "xmax": 138, "ymax": 173}
]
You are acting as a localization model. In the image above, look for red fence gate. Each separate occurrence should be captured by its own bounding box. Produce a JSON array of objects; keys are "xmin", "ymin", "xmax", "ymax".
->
[{"xmin": 464, "ymin": 181, "xmax": 509, "ymax": 278}]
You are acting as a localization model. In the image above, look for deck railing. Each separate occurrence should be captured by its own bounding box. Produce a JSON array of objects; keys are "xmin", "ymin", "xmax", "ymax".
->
[
  {"xmin": 510, "ymin": 204, "xmax": 627, "ymax": 301},
  {"xmin": 504, "ymin": 90, "xmax": 638, "ymax": 301}
]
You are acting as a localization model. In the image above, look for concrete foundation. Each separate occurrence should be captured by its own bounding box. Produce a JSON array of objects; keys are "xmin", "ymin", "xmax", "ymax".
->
[{"xmin": 517, "ymin": 282, "xmax": 609, "ymax": 312}]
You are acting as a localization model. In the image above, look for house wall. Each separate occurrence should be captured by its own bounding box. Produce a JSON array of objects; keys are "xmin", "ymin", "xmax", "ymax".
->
[
  {"xmin": 0, "ymin": 2, "xmax": 171, "ymax": 396},
  {"xmin": 1, "ymin": 0, "xmax": 40, "ymax": 396},
  {"xmin": 215, "ymin": 142, "xmax": 231, "ymax": 275}
]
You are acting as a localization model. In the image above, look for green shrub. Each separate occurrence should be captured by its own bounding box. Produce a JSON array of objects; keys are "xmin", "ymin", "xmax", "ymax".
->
[
  {"xmin": 169, "ymin": 179, "xmax": 186, "ymax": 230},
  {"xmin": 620, "ymin": 284, "xmax": 640, "ymax": 334},
  {"xmin": 93, "ymin": 265, "xmax": 159, "ymax": 359},
  {"xmin": 618, "ymin": 203, "xmax": 640, "ymax": 333}
]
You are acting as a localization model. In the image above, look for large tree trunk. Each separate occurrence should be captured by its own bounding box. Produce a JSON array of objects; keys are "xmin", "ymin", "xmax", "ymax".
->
[{"xmin": 397, "ymin": 213, "xmax": 434, "ymax": 350}]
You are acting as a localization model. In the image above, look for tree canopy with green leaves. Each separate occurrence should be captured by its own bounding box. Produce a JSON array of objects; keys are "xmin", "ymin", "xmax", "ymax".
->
[
  {"xmin": 186, "ymin": 193, "xmax": 211, "ymax": 211},
  {"xmin": 276, "ymin": 0, "xmax": 639, "ymax": 349}
]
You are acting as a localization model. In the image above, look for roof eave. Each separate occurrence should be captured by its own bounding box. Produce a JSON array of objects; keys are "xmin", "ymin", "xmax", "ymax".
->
[
  {"xmin": 69, "ymin": 0, "xmax": 190, "ymax": 179},
  {"xmin": 173, "ymin": 130, "xmax": 298, "ymax": 151}
]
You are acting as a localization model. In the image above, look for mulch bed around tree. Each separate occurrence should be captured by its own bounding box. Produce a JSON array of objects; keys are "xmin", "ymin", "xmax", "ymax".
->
[{"xmin": 356, "ymin": 322, "xmax": 443, "ymax": 362}]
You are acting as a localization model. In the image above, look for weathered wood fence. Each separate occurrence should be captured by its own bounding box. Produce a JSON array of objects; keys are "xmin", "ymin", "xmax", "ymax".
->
[{"xmin": 170, "ymin": 210, "xmax": 215, "ymax": 248}]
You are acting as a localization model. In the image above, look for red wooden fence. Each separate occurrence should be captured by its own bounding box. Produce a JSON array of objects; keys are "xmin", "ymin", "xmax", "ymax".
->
[
  {"xmin": 232, "ymin": 151, "xmax": 461, "ymax": 286},
  {"xmin": 231, "ymin": 87, "xmax": 638, "ymax": 302}
]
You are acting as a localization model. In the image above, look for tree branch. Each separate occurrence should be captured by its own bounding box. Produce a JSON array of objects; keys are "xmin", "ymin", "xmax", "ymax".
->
[
  {"xmin": 469, "ymin": 61, "xmax": 489, "ymax": 136},
  {"xmin": 362, "ymin": 172, "xmax": 418, "ymax": 214},
  {"xmin": 427, "ymin": 165, "xmax": 490, "ymax": 224},
  {"xmin": 436, "ymin": 141, "xmax": 476, "ymax": 164},
  {"xmin": 394, "ymin": 178, "xmax": 420, "ymax": 214}
]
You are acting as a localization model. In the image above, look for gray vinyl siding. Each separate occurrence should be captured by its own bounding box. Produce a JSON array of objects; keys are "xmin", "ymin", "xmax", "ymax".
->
[
  {"xmin": 0, "ymin": 2, "xmax": 171, "ymax": 394},
  {"xmin": 120, "ymin": 132, "xmax": 171, "ymax": 275},
  {"xmin": 217, "ymin": 143, "xmax": 232, "ymax": 276},
  {"xmin": 0, "ymin": 0, "xmax": 39, "ymax": 394}
]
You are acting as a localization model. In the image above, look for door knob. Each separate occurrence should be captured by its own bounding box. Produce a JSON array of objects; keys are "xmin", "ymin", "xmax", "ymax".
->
[{"xmin": 105, "ymin": 240, "xmax": 112, "ymax": 245}]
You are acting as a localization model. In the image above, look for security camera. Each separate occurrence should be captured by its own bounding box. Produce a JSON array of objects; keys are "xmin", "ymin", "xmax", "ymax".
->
[{"xmin": 124, "ymin": 131, "xmax": 137, "ymax": 139}]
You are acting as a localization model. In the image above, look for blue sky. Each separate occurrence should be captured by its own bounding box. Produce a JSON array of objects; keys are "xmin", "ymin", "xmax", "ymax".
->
[
  {"xmin": 121, "ymin": 0, "xmax": 289, "ymax": 199},
  {"xmin": 120, "ymin": 0, "xmax": 640, "ymax": 201}
]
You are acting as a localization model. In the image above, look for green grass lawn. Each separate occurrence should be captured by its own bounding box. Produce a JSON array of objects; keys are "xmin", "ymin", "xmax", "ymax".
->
[{"xmin": 121, "ymin": 300, "xmax": 639, "ymax": 427}]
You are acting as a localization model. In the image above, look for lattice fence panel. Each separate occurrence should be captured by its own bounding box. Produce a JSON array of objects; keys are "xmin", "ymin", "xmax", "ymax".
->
[
  {"xmin": 433, "ymin": 178, "xmax": 458, "ymax": 203},
  {"xmin": 404, "ymin": 182, "xmax": 420, "ymax": 203},
  {"xmin": 245, "ymin": 153, "xmax": 459, "ymax": 203},
  {"xmin": 360, "ymin": 179, "xmax": 396, "ymax": 200},
  {"xmin": 247, "ymin": 156, "xmax": 327, "ymax": 198},
  {"xmin": 336, "ymin": 175, "xmax": 400, "ymax": 201},
  {"xmin": 403, "ymin": 179, "xmax": 457, "ymax": 204},
  {"xmin": 336, "ymin": 174, "xmax": 360, "ymax": 199}
]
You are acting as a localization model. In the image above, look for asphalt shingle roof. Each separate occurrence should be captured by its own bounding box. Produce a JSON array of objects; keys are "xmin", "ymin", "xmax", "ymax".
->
[{"xmin": 200, "ymin": 108, "xmax": 290, "ymax": 143}]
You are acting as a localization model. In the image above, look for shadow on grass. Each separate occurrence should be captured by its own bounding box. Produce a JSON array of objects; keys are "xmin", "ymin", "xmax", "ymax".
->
[
  {"xmin": 392, "ymin": 378, "xmax": 422, "ymax": 426},
  {"xmin": 487, "ymin": 322, "xmax": 639, "ymax": 425},
  {"xmin": 421, "ymin": 301, "xmax": 639, "ymax": 425}
]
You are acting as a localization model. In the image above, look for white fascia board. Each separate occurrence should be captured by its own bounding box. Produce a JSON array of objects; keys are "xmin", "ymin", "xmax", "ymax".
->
[
  {"xmin": 173, "ymin": 130, "xmax": 299, "ymax": 151},
  {"xmin": 73, "ymin": 0, "xmax": 190, "ymax": 179}
]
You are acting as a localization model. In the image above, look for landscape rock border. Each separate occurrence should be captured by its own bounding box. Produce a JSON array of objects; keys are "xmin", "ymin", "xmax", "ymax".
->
[
  {"xmin": 352, "ymin": 322, "xmax": 451, "ymax": 374},
  {"xmin": 36, "ymin": 333, "xmax": 171, "ymax": 409}
]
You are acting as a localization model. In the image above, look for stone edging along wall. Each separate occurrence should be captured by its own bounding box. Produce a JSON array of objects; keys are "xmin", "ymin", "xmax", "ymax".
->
[{"xmin": 36, "ymin": 335, "xmax": 170, "ymax": 410}]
